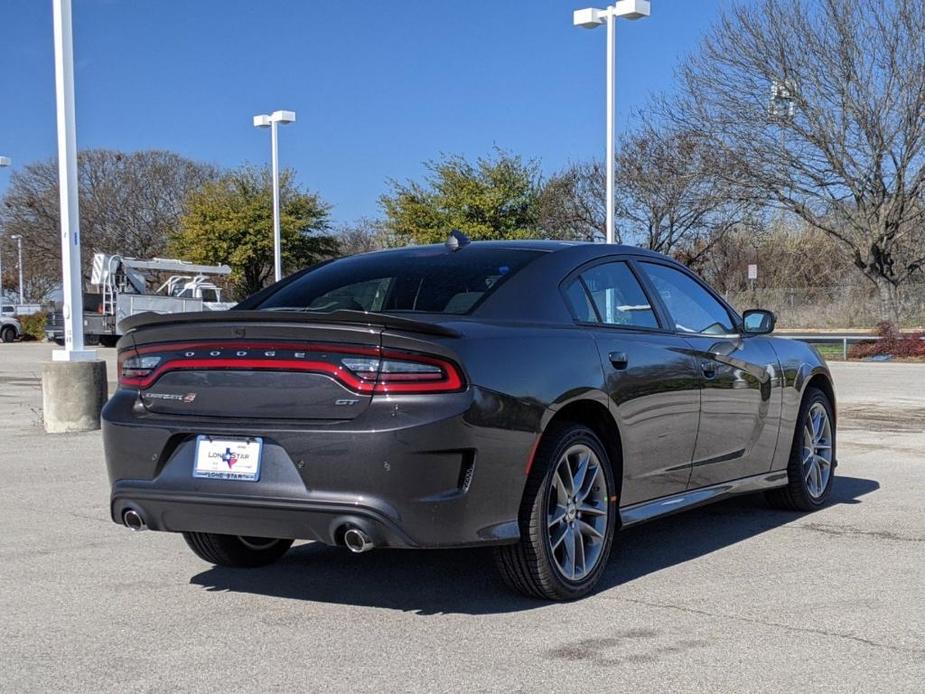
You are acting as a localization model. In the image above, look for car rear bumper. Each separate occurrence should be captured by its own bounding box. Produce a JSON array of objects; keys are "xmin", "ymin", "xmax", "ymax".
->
[
  {"xmin": 102, "ymin": 388, "xmax": 538, "ymax": 548},
  {"xmin": 111, "ymin": 484, "xmax": 421, "ymax": 547}
]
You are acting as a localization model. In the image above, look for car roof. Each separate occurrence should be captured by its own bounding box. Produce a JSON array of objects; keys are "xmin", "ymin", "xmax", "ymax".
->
[{"xmin": 353, "ymin": 239, "xmax": 671, "ymax": 260}]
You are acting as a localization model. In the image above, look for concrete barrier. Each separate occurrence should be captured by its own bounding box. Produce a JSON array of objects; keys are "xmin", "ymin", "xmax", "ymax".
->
[{"xmin": 42, "ymin": 360, "xmax": 108, "ymax": 433}]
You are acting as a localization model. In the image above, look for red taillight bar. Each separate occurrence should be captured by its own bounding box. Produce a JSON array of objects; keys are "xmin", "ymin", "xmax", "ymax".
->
[{"xmin": 118, "ymin": 342, "xmax": 465, "ymax": 395}]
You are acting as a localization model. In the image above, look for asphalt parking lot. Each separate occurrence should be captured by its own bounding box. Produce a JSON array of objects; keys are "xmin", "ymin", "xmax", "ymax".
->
[{"xmin": 1, "ymin": 342, "xmax": 922, "ymax": 693}]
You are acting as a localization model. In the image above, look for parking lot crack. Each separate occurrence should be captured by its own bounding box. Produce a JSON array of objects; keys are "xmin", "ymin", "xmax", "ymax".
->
[{"xmin": 610, "ymin": 596, "xmax": 925, "ymax": 657}]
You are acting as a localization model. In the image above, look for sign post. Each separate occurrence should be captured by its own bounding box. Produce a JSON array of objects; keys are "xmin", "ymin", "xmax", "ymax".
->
[{"xmin": 748, "ymin": 263, "xmax": 759, "ymax": 307}]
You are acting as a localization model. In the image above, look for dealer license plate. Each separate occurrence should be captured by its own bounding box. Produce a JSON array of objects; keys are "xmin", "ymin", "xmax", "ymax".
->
[{"xmin": 193, "ymin": 436, "xmax": 263, "ymax": 481}]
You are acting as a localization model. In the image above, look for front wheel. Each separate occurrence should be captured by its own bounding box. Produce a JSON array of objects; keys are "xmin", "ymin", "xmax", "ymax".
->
[
  {"xmin": 766, "ymin": 386, "xmax": 836, "ymax": 511},
  {"xmin": 0, "ymin": 326, "xmax": 16, "ymax": 343},
  {"xmin": 183, "ymin": 532, "xmax": 293, "ymax": 568},
  {"xmin": 495, "ymin": 423, "xmax": 617, "ymax": 601}
]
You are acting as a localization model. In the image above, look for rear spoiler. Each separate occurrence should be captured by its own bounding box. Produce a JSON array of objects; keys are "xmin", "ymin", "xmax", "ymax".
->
[{"xmin": 119, "ymin": 309, "xmax": 461, "ymax": 338}]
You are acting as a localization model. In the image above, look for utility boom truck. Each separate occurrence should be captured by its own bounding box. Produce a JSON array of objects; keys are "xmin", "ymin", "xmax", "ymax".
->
[{"xmin": 46, "ymin": 254, "xmax": 233, "ymax": 346}]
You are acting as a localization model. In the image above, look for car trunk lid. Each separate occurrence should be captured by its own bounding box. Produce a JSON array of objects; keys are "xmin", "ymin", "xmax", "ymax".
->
[{"xmin": 119, "ymin": 310, "xmax": 462, "ymax": 421}]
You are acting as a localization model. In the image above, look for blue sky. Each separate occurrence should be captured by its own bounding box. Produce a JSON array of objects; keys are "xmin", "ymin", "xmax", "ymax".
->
[{"xmin": 0, "ymin": 0, "xmax": 727, "ymax": 225}]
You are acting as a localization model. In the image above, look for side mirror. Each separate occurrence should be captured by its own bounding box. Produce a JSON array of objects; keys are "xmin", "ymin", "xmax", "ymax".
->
[{"xmin": 742, "ymin": 309, "xmax": 776, "ymax": 335}]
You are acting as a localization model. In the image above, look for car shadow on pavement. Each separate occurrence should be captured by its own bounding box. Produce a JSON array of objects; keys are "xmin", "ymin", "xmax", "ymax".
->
[{"xmin": 189, "ymin": 475, "xmax": 878, "ymax": 615}]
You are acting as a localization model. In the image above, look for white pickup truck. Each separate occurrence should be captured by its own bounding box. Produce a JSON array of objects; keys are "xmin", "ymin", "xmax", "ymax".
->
[{"xmin": 0, "ymin": 313, "xmax": 22, "ymax": 343}]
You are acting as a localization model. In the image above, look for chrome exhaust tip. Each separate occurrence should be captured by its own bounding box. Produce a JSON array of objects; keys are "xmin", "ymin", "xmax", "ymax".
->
[
  {"xmin": 123, "ymin": 509, "xmax": 147, "ymax": 531},
  {"xmin": 343, "ymin": 527, "xmax": 374, "ymax": 553}
]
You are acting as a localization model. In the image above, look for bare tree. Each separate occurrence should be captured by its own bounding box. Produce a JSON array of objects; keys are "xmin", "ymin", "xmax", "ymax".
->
[
  {"xmin": 0, "ymin": 149, "xmax": 215, "ymax": 301},
  {"xmin": 614, "ymin": 126, "xmax": 755, "ymax": 264},
  {"xmin": 702, "ymin": 216, "xmax": 853, "ymax": 296},
  {"xmin": 539, "ymin": 126, "xmax": 751, "ymax": 255},
  {"xmin": 537, "ymin": 161, "xmax": 607, "ymax": 242},
  {"xmin": 335, "ymin": 217, "xmax": 399, "ymax": 256},
  {"xmin": 671, "ymin": 0, "xmax": 925, "ymax": 320}
]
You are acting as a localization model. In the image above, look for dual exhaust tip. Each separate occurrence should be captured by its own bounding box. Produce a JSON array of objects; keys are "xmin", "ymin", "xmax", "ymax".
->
[
  {"xmin": 122, "ymin": 509, "xmax": 147, "ymax": 531},
  {"xmin": 123, "ymin": 509, "xmax": 375, "ymax": 553},
  {"xmin": 343, "ymin": 526, "xmax": 374, "ymax": 553}
]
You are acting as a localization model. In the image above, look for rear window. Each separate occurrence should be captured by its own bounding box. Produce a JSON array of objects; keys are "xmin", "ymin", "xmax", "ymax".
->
[{"xmin": 255, "ymin": 247, "xmax": 545, "ymax": 315}]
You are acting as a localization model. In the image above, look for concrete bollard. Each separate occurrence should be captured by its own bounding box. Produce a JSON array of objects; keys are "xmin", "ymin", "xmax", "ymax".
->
[{"xmin": 42, "ymin": 360, "xmax": 108, "ymax": 433}]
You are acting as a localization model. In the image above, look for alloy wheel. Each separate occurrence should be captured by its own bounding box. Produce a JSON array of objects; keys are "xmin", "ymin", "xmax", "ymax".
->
[
  {"xmin": 802, "ymin": 402, "xmax": 833, "ymax": 499},
  {"xmin": 546, "ymin": 444, "xmax": 609, "ymax": 581}
]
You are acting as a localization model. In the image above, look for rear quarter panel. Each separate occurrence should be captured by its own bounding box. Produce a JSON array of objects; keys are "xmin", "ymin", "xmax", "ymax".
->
[{"xmin": 381, "ymin": 321, "xmax": 608, "ymax": 528}]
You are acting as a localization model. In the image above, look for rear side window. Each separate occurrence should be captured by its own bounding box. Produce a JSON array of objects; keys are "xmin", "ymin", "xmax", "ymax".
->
[
  {"xmin": 640, "ymin": 262, "xmax": 735, "ymax": 335},
  {"xmin": 256, "ymin": 247, "xmax": 545, "ymax": 315},
  {"xmin": 565, "ymin": 261, "xmax": 659, "ymax": 329},
  {"xmin": 563, "ymin": 280, "xmax": 598, "ymax": 322}
]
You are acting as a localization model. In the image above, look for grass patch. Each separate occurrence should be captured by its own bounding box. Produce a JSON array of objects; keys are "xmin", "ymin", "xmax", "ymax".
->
[{"xmin": 808, "ymin": 342, "xmax": 846, "ymax": 361}]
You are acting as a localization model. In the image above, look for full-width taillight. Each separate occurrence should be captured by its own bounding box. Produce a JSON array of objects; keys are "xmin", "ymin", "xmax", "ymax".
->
[{"xmin": 117, "ymin": 342, "xmax": 465, "ymax": 394}]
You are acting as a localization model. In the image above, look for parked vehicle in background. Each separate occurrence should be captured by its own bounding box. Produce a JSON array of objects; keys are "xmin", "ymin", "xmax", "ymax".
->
[
  {"xmin": 45, "ymin": 254, "xmax": 235, "ymax": 347},
  {"xmin": 0, "ymin": 314, "xmax": 22, "ymax": 343},
  {"xmin": 103, "ymin": 239, "xmax": 837, "ymax": 601},
  {"xmin": 1, "ymin": 303, "xmax": 44, "ymax": 317}
]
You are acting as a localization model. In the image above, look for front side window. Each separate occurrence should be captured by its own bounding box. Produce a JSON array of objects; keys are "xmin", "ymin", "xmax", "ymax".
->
[
  {"xmin": 565, "ymin": 261, "xmax": 659, "ymax": 329},
  {"xmin": 640, "ymin": 262, "xmax": 735, "ymax": 335},
  {"xmin": 255, "ymin": 247, "xmax": 545, "ymax": 315}
]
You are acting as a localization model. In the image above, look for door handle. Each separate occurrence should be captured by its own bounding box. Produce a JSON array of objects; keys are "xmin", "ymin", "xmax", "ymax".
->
[
  {"xmin": 700, "ymin": 360, "xmax": 717, "ymax": 379},
  {"xmin": 609, "ymin": 352, "xmax": 628, "ymax": 370}
]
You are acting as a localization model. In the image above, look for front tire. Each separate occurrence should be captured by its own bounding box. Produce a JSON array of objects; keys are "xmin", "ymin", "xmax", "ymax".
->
[
  {"xmin": 183, "ymin": 532, "xmax": 293, "ymax": 568},
  {"xmin": 766, "ymin": 386, "xmax": 836, "ymax": 511},
  {"xmin": 495, "ymin": 423, "xmax": 617, "ymax": 601},
  {"xmin": 0, "ymin": 326, "xmax": 16, "ymax": 343}
]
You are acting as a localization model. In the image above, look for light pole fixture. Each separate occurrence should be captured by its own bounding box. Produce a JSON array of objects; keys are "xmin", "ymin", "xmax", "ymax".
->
[
  {"xmin": 769, "ymin": 79, "xmax": 796, "ymax": 122},
  {"xmin": 0, "ymin": 156, "xmax": 10, "ymax": 168},
  {"xmin": 253, "ymin": 110, "xmax": 296, "ymax": 283},
  {"xmin": 573, "ymin": 0, "xmax": 650, "ymax": 244},
  {"xmin": 10, "ymin": 235, "xmax": 24, "ymax": 305}
]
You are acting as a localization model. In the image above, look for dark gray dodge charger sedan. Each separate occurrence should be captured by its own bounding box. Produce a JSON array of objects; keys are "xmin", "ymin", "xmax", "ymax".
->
[{"xmin": 103, "ymin": 239, "xmax": 836, "ymax": 600}]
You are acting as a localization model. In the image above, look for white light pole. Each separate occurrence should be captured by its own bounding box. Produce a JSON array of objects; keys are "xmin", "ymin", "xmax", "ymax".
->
[
  {"xmin": 52, "ymin": 0, "xmax": 93, "ymax": 361},
  {"xmin": 41, "ymin": 0, "xmax": 106, "ymax": 436},
  {"xmin": 10, "ymin": 235, "xmax": 24, "ymax": 305},
  {"xmin": 253, "ymin": 110, "xmax": 296, "ymax": 283},
  {"xmin": 0, "ymin": 157, "xmax": 8, "ymax": 304},
  {"xmin": 574, "ymin": 0, "xmax": 650, "ymax": 244}
]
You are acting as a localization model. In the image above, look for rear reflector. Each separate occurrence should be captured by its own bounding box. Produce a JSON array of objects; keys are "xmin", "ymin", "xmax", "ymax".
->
[{"xmin": 118, "ymin": 342, "xmax": 465, "ymax": 395}]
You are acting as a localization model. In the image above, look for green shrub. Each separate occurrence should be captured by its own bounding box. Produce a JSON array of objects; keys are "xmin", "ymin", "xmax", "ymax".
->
[{"xmin": 18, "ymin": 312, "xmax": 47, "ymax": 342}]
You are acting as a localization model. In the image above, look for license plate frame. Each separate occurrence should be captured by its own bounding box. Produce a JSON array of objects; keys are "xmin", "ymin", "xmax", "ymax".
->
[{"xmin": 193, "ymin": 435, "xmax": 263, "ymax": 482}]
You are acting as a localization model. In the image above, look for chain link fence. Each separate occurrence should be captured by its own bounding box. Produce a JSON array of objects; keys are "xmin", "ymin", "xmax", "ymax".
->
[{"xmin": 724, "ymin": 285, "xmax": 925, "ymax": 329}]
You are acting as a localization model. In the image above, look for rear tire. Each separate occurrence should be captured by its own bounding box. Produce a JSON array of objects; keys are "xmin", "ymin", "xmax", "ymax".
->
[
  {"xmin": 766, "ymin": 386, "xmax": 836, "ymax": 511},
  {"xmin": 495, "ymin": 423, "xmax": 618, "ymax": 601},
  {"xmin": 0, "ymin": 326, "xmax": 16, "ymax": 343},
  {"xmin": 183, "ymin": 532, "xmax": 293, "ymax": 568}
]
